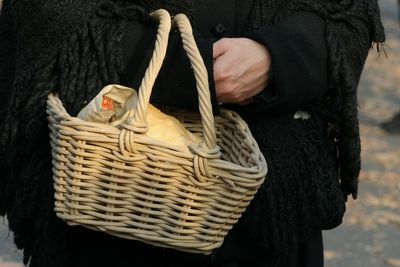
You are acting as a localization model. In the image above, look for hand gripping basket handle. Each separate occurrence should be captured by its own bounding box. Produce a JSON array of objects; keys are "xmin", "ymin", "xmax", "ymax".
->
[{"xmin": 130, "ymin": 12, "xmax": 218, "ymax": 151}]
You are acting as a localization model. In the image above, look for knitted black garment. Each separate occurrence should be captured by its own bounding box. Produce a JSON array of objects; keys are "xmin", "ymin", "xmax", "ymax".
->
[
  {"xmin": 249, "ymin": 0, "xmax": 385, "ymax": 200},
  {"xmin": 0, "ymin": 0, "xmax": 384, "ymax": 266}
]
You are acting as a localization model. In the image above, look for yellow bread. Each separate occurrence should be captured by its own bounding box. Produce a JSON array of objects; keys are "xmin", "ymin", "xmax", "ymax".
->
[{"xmin": 78, "ymin": 84, "xmax": 201, "ymax": 150}]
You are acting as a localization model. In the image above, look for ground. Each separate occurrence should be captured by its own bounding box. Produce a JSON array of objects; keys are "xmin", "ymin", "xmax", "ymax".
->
[{"xmin": 1, "ymin": 0, "xmax": 399, "ymax": 266}]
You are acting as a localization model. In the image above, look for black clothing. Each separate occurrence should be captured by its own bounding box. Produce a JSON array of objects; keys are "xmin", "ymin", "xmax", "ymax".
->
[
  {"xmin": 121, "ymin": 3, "xmax": 328, "ymax": 116},
  {"xmin": 0, "ymin": 0, "xmax": 15, "ymax": 118},
  {"xmin": 62, "ymin": 226, "xmax": 323, "ymax": 267},
  {"xmin": 0, "ymin": 0, "xmax": 384, "ymax": 266},
  {"xmin": 120, "ymin": 4, "xmax": 330, "ymax": 264}
]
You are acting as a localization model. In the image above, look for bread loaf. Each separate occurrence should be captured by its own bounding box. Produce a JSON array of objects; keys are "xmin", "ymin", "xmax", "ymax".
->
[{"xmin": 78, "ymin": 84, "xmax": 201, "ymax": 150}]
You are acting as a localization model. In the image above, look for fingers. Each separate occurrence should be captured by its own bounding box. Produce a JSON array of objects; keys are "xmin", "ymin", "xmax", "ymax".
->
[
  {"xmin": 237, "ymin": 98, "xmax": 255, "ymax": 105},
  {"xmin": 216, "ymin": 72, "xmax": 268, "ymax": 104},
  {"xmin": 213, "ymin": 38, "xmax": 271, "ymax": 105},
  {"xmin": 217, "ymin": 84, "xmax": 264, "ymax": 104},
  {"xmin": 213, "ymin": 55, "xmax": 236, "ymax": 82},
  {"xmin": 213, "ymin": 38, "xmax": 229, "ymax": 60}
]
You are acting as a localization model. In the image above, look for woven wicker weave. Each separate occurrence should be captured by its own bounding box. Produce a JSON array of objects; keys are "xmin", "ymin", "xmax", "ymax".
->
[{"xmin": 46, "ymin": 10, "xmax": 267, "ymax": 254}]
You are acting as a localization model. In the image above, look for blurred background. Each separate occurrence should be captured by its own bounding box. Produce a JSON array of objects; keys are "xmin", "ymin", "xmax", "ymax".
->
[
  {"xmin": 323, "ymin": 0, "xmax": 400, "ymax": 266},
  {"xmin": 1, "ymin": 0, "xmax": 399, "ymax": 266}
]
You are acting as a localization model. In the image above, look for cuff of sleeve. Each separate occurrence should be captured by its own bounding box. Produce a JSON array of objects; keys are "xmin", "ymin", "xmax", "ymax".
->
[{"xmin": 245, "ymin": 12, "xmax": 328, "ymax": 114}]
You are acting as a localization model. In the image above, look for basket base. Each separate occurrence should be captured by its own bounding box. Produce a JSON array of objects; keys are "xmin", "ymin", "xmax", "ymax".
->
[{"xmin": 61, "ymin": 218, "xmax": 225, "ymax": 254}]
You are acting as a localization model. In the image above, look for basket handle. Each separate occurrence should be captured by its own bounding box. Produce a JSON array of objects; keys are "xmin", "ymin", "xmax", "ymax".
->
[
  {"xmin": 171, "ymin": 14, "xmax": 218, "ymax": 151},
  {"xmin": 126, "ymin": 12, "xmax": 218, "ymax": 152},
  {"xmin": 122, "ymin": 9, "xmax": 171, "ymax": 130}
]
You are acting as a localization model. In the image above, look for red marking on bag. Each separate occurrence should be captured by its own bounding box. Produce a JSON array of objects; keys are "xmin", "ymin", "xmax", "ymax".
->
[{"xmin": 102, "ymin": 96, "xmax": 114, "ymax": 111}]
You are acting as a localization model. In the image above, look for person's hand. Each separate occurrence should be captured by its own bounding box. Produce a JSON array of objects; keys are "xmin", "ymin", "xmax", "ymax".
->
[{"xmin": 213, "ymin": 38, "xmax": 271, "ymax": 105}]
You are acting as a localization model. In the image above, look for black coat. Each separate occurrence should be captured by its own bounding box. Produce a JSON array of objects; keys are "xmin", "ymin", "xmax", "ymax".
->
[{"xmin": 0, "ymin": 0, "xmax": 384, "ymax": 266}]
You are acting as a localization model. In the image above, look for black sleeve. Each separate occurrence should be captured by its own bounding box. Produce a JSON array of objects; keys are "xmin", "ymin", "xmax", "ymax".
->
[
  {"xmin": 0, "ymin": 0, "xmax": 15, "ymax": 214},
  {"xmin": 243, "ymin": 11, "xmax": 328, "ymax": 115},
  {"xmin": 120, "ymin": 20, "xmax": 219, "ymax": 114},
  {"xmin": 0, "ymin": 0, "xmax": 16, "ymax": 119}
]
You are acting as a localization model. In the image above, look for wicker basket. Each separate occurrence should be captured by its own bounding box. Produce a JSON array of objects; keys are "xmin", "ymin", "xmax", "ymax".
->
[{"xmin": 46, "ymin": 10, "xmax": 267, "ymax": 254}]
